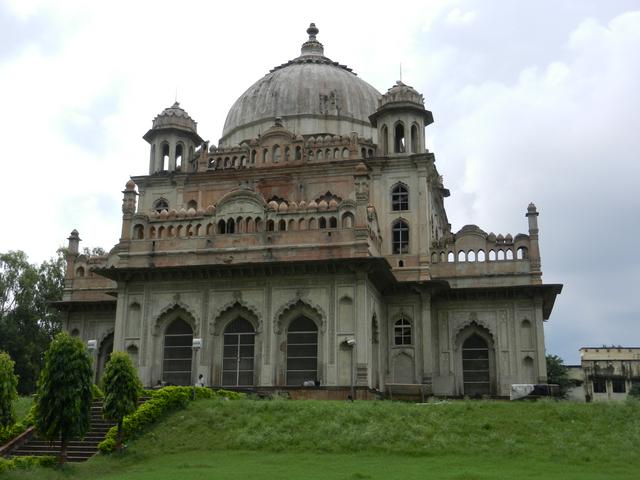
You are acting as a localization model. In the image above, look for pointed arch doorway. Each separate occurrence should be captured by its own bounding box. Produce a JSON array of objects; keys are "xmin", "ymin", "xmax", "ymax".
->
[
  {"xmin": 222, "ymin": 318, "xmax": 256, "ymax": 387},
  {"xmin": 462, "ymin": 333, "xmax": 492, "ymax": 396}
]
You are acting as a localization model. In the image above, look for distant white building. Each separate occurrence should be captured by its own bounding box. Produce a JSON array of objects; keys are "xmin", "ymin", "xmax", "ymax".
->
[{"xmin": 568, "ymin": 347, "xmax": 640, "ymax": 401}]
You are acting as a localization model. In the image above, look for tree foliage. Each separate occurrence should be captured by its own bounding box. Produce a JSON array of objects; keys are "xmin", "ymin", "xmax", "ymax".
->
[
  {"xmin": 0, "ymin": 250, "xmax": 65, "ymax": 394},
  {"xmin": 102, "ymin": 352, "xmax": 141, "ymax": 451},
  {"xmin": 35, "ymin": 332, "xmax": 93, "ymax": 463},
  {"xmin": 0, "ymin": 351, "xmax": 18, "ymax": 427},
  {"xmin": 546, "ymin": 354, "xmax": 571, "ymax": 398}
]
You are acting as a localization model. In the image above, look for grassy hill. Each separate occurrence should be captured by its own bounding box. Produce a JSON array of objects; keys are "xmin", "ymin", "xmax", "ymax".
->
[{"xmin": 5, "ymin": 398, "xmax": 640, "ymax": 479}]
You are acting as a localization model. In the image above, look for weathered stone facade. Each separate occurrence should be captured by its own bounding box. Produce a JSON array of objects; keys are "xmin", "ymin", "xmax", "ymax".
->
[{"xmin": 57, "ymin": 24, "xmax": 562, "ymax": 397}]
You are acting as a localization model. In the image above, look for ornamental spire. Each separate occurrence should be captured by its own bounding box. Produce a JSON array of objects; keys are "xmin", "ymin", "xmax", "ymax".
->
[{"xmin": 300, "ymin": 23, "xmax": 324, "ymax": 56}]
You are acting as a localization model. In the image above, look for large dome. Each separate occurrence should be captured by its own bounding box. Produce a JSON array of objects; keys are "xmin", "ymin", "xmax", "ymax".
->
[{"xmin": 220, "ymin": 24, "xmax": 381, "ymax": 146}]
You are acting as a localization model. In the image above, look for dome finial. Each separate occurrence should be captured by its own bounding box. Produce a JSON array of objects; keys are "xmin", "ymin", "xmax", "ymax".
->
[
  {"xmin": 301, "ymin": 22, "xmax": 324, "ymax": 56},
  {"xmin": 307, "ymin": 23, "xmax": 319, "ymax": 40}
]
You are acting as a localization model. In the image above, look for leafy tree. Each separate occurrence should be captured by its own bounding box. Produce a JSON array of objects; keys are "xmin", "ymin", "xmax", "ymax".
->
[
  {"xmin": 35, "ymin": 332, "xmax": 93, "ymax": 464},
  {"xmin": 0, "ymin": 250, "xmax": 65, "ymax": 394},
  {"xmin": 629, "ymin": 383, "xmax": 640, "ymax": 399},
  {"xmin": 546, "ymin": 354, "xmax": 571, "ymax": 398},
  {"xmin": 0, "ymin": 351, "xmax": 18, "ymax": 427},
  {"xmin": 102, "ymin": 352, "xmax": 141, "ymax": 452}
]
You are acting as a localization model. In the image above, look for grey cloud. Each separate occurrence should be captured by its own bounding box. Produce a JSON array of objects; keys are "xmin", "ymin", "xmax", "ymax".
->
[{"xmin": 0, "ymin": 1, "xmax": 69, "ymax": 62}]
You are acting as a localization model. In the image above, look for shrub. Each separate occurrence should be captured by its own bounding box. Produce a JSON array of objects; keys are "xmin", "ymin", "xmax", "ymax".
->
[
  {"xmin": 34, "ymin": 332, "xmax": 93, "ymax": 464},
  {"xmin": 98, "ymin": 386, "xmax": 243, "ymax": 454},
  {"xmin": 0, "ymin": 455, "xmax": 56, "ymax": 473},
  {"xmin": 629, "ymin": 383, "xmax": 640, "ymax": 399},
  {"xmin": 102, "ymin": 352, "xmax": 142, "ymax": 452},
  {"xmin": 0, "ymin": 351, "xmax": 19, "ymax": 427}
]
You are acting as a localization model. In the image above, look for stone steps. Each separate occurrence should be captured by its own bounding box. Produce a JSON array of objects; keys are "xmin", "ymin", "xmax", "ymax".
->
[{"xmin": 5, "ymin": 397, "xmax": 149, "ymax": 462}]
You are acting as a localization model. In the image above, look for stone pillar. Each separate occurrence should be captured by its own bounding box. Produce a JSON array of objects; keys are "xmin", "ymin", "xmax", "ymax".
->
[
  {"xmin": 526, "ymin": 203, "xmax": 542, "ymax": 284},
  {"xmin": 354, "ymin": 270, "xmax": 368, "ymax": 386},
  {"xmin": 416, "ymin": 160, "xmax": 430, "ymax": 279},
  {"xmin": 534, "ymin": 296, "xmax": 547, "ymax": 382},
  {"xmin": 353, "ymin": 162, "xmax": 370, "ymax": 256},
  {"xmin": 113, "ymin": 285, "xmax": 127, "ymax": 352},
  {"xmin": 420, "ymin": 290, "xmax": 433, "ymax": 390},
  {"xmin": 120, "ymin": 180, "xmax": 138, "ymax": 242},
  {"xmin": 65, "ymin": 229, "xmax": 80, "ymax": 279}
]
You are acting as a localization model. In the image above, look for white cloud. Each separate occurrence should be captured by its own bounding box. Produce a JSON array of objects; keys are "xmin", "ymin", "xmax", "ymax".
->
[{"xmin": 445, "ymin": 7, "xmax": 477, "ymax": 26}]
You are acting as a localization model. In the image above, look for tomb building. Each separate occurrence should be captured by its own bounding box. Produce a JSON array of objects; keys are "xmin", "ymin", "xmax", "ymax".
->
[{"xmin": 57, "ymin": 24, "xmax": 562, "ymax": 397}]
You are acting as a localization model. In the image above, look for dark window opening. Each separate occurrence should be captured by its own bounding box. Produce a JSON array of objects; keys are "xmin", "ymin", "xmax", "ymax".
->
[
  {"xmin": 394, "ymin": 317, "xmax": 412, "ymax": 345},
  {"xmin": 394, "ymin": 123, "xmax": 405, "ymax": 153},
  {"xmin": 286, "ymin": 316, "xmax": 318, "ymax": 386},
  {"xmin": 612, "ymin": 378, "xmax": 626, "ymax": 393},
  {"xmin": 222, "ymin": 318, "xmax": 255, "ymax": 387},
  {"xmin": 163, "ymin": 318, "xmax": 193, "ymax": 386},
  {"xmin": 593, "ymin": 377, "xmax": 606, "ymax": 393},
  {"xmin": 392, "ymin": 220, "xmax": 409, "ymax": 254},
  {"xmin": 391, "ymin": 184, "xmax": 409, "ymax": 211}
]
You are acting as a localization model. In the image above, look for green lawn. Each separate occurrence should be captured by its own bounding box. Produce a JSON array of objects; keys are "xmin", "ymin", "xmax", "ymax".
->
[{"xmin": 4, "ymin": 398, "xmax": 640, "ymax": 479}]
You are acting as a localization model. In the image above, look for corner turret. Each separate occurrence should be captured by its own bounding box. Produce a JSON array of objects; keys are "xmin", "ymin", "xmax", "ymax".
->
[
  {"xmin": 369, "ymin": 81, "xmax": 433, "ymax": 156},
  {"xmin": 143, "ymin": 102, "xmax": 204, "ymax": 174}
]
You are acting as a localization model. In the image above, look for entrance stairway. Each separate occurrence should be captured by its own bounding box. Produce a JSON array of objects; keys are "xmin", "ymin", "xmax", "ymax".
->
[{"xmin": 7, "ymin": 397, "xmax": 146, "ymax": 463}]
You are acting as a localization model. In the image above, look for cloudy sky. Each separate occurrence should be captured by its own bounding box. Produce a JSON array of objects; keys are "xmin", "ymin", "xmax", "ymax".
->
[{"xmin": 1, "ymin": 0, "xmax": 638, "ymax": 363}]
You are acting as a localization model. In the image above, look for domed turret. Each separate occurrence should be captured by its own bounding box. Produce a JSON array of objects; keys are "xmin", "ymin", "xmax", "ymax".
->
[
  {"xmin": 369, "ymin": 81, "xmax": 433, "ymax": 156},
  {"xmin": 220, "ymin": 24, "xmax": 381, "ymax": 146},
  {"xmin": 143, "ymin": 102, "xmax": 204, "ymax": 174}
]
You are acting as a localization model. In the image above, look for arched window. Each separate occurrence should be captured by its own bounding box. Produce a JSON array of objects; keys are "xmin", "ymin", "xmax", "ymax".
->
[
  {"xmin": 263, "ymin": 148, "xmax": 269, "ymax": 163},
  {"xmin": 478, "ymin": 250, "xmax": 486, "ymax": 262},
  {"xmin": 392, "ymin": 220, "xmax": 409, "ymax": 254},
  {"xmin": 273, "ymin": 145, "xmax": 281, "ymax": 163},
  {"xmin": 134, "ymin": 224, "xmax": 144, "ymax": 240},
  {"xmin": 267, "ymin": 220, "xmax": 275, "ymax": 232},
  {"xmin": 394, "ymin": 123, "xmax": 405, "ymax": 153},
  {"xmin": 410, "ymin": 124, "xmax": 419, "ymax": 153},
  {"xmin": 222, "ymin": 318, "xmax": 255, "ymax": 387},
  {"xmin": 278, "ymin": 219, "xmax": 286, "ymax": 231},
  {"xmin": 517, "ymin": 247, "xmax": 528, "ymax": 260},
  {"xmin": 329, "ymin": 217, "xmax": 337, "ymax": 229},
  {"xmin": 295, "ymin": 146, "xmax": 302, "ymax": 160},
  {"xmin": 286, "ymin": 316, "xmax": 318, "ymax": 386},
  {"xmin": 226, "ymin": 218, "xmax": 235, "ymax": 234},
  {"xmin": 394, "ymin": 316, "xmax": 412, "ymax": 345},
  {"xmin": 161, "ymin": 143, "xmax": 170, "ymax": 171},
  {"xmin": 341, "ymin": 212, "xmax": 354, "ymax": 228},
  {"xmin": 342, "ymin": 148, "xmax": 349, "ymax": 159},
  {"xmin": 186, "ymin": 200, "xmax": 197, "ymax": 211},
  {"xmin": 308, "ymin": 218, "xmax": 317, "ymax": 230},
  {"xmin": 163, "ymin": 318, "xmax": 193, "ymax": 386},
  {"xmin": 75, "ymin": 267, "xmax": 85, "ymax": 278},
  {"xmin": 284, "ymin": 146, "xmax": 290, "ymax": 161},
  {"xmin": 319, "ymin": 217, "xmax": 327, "ymax": 229},
  {"xmin": 380, "ymin": 125, "xmax": 389, "ymax": 154},
  {"xmin": 391, "ymin": 183, "xmax": 409, "ymax": 211},
  {"xmin": 175, "ymin": 144, "xmax": 183, "ymax": 170},
  {"xmin": 218, "ymin": 219, "xmax": 226, "ymax": 234},
  {"xmin": 154, "ymin": 198, "xmax": 169, "ymax": 213}
]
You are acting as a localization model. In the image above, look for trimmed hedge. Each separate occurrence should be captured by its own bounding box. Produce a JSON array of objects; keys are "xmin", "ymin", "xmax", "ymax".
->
[
  {"xmin": 0, "ymin": 455, "xmax": 56, "ymax": 473},
  {"xmin": 98, "ymin": 387, "xmax": 243, "ymax": 454}
]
